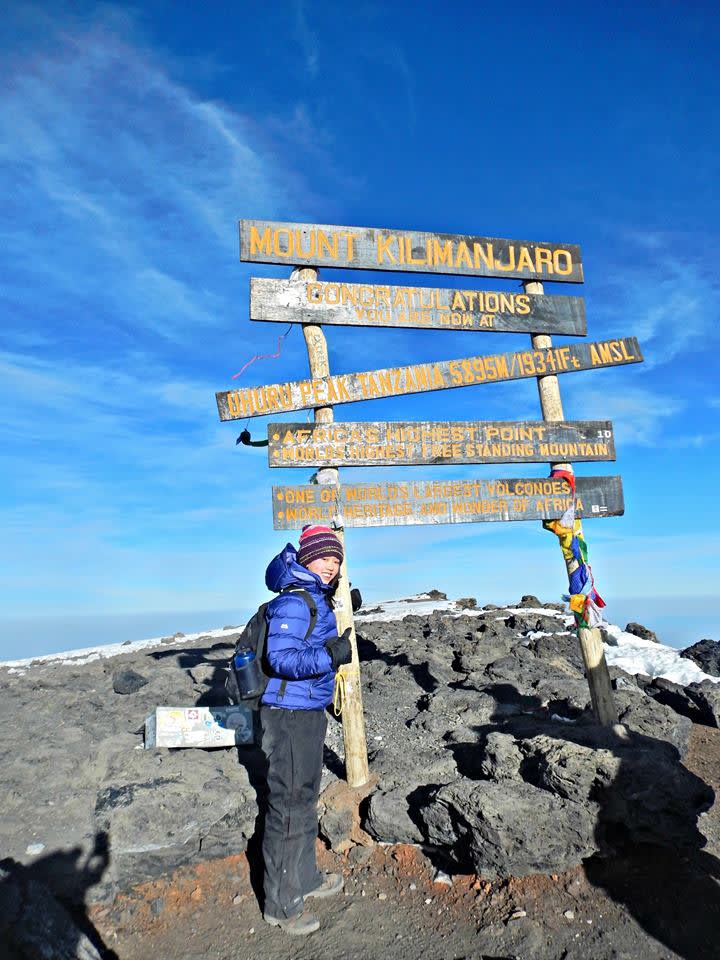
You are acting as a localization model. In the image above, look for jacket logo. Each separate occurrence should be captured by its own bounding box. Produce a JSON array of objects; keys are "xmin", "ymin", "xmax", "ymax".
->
[{"xmin": 280, "ymin": 623, "xmax": 289, "ymax": 629}]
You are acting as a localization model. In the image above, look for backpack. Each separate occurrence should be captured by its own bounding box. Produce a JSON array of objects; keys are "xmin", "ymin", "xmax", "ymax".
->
[{"xmin": 225, "ymin": 588, "xmax": 317, "ymax": 708}]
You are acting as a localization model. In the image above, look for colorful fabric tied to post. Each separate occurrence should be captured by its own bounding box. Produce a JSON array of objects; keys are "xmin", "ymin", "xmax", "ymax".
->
[{"xmin": 543, "ymin": 469, "xmax": 606, "ymax": 629}]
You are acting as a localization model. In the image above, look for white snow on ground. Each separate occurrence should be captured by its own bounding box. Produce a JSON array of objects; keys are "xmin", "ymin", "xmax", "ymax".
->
[
  {"xmin": 2, "ymin": 595, "xmax": 718, "ymax": 688},
  {"xmin": 602, "ymin": 623, "xmax": 720, "ymax": 686},
  {"xmin": 357, "ymin": 597, "xmax": 720, "ymax": 687},
  {"xmin": 0, "ymin": 626, "xmax": 242, "ymax": 673}
]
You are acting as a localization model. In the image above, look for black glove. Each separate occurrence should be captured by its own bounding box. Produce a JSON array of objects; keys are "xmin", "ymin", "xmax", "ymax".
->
[
  {"xmin": 350, "ymin": 587, "xmax": 362, "ymax": 613},
  {"xmin": 325, "ymin": 627, "xmax": 352, "ymax": 669}
]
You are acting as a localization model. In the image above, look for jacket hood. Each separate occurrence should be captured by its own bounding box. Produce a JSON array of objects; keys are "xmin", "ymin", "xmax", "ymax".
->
[{"xmin": 265, "ymin": 543, "xmax": 333, "ymax": 595}]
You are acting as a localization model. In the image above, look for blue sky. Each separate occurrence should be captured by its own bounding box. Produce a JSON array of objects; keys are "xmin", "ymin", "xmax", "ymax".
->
[{"xmin": 2, "ymin": 1, "xmax": 719, "ymax": 655}]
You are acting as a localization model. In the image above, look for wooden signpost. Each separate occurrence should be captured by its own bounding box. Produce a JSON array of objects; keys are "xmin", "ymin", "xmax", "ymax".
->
[
  {"xmin": 217, "ymin": 337, "xmax": 642, "ymax": 421},
  {"xmin": 272, "ymin": 475, "xmax": 624, "ymax": 529},
  {"xmin": 240, "ymin": 220, "xmax": 584, "ymax": 282},
  {"xmin": 250, "ymin": 277, "xmax": 587, "ymax": 336},
  {"xmin": 219, "ymin": 217, "xmax": 644, "ymax": 784},
  {"xmin": 268, "ymin": 420, "xmax": 616, "ymax": 467}
]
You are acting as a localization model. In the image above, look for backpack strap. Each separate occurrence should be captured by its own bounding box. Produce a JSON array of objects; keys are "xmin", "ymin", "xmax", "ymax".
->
[{"xmin": 273, "ymin": 587, "xmax": 318, "ymax": 702}]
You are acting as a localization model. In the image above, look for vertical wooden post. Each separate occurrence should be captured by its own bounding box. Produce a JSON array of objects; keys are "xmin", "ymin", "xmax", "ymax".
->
[
  {"xmin": 524, "ymin": 280, "xmax": 618, "ymax": 726},
  {"xmin": 292, "ymin": 266, "xmax": 370, "ymax": 787}
]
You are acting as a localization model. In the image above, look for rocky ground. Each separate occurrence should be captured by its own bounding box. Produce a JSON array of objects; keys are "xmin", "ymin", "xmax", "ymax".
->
[
  {"xmin": 1, "ymin": 595, "xmax": 719, "ymax": 959},
  {"xmin": 88, "ymin": 720, "xmax": 720, "ymax": 960}
]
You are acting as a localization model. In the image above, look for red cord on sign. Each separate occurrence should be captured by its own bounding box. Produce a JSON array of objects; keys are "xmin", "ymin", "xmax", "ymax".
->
[{"xmin": 231, "ymin": 325, "xmax": 293, "ymax": 379}]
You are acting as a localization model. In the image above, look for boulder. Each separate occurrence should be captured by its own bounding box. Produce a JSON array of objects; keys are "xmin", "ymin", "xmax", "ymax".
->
[
  {"xmin": 365, "ymin": 788, "xmax": 426, "ymax": 844},
  {"xmin": 624, "ymin": 622, "xmax": 659, "ymax": 643},
  {"xmin": 93, "ymin": 750, "xmax": 258, "ymax": 895},
  {"xmin": 112, "ymin": 668, "xmax": 149, "ymax": 695},
  {"xmin": 518, "ymin": 595, "xmax": 543, "ymax": 608},
  {"xmin": 420, "ymin": 779, "xmax": 599, "ymax": 877},
  {"xmin": 680, "ymin": 639, "xmax": 720, "ymax": 678},
  {"xmin": 685, "ymin": 681, "xmax": 720, "ymax": 727}
]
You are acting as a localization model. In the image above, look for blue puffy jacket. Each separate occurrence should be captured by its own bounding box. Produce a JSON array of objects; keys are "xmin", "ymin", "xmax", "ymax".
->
[{"xmin": 261, "ymin": 543, "xmax": 338, "ymax": 710}]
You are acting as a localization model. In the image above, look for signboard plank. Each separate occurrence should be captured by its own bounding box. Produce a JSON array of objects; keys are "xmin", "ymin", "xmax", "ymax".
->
[
  {"xmin": 268, "ymin": 420, "xmax": 616, "ymax": 467},
  {"xmin": 217, "ymin": 337, "xmax": 642, "ymax": 421},
  {"xmin": 240, "ymin": 220, "xmax": 583, "ymax": 283},
  {"xmin": 250, "ymin": 278, "xmax": 587, "ymax": 336},
  {"xmin": 272, "ymin": 476, "xmax": 623, "ymax": 529}
]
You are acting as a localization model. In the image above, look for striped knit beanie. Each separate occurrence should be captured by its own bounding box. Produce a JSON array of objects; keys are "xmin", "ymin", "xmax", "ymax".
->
[{"xmin": 297, "ymin": 524, "xmax": 344, "ymax": 568}]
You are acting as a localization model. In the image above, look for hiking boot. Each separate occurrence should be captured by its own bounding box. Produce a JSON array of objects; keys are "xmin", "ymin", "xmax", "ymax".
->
[
  {"xmin": 263, "ymin": 911, "xmax": 320, "ymax": 936},
  {"xmin": 304, "ymin": 872, "xmax": 344, "ymax": 899}
]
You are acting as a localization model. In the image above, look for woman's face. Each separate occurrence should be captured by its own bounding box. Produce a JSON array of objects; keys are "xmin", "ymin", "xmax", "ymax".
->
[{"xmin": 306, "ymin": 555, "xmax": 341, "ymax": 584}]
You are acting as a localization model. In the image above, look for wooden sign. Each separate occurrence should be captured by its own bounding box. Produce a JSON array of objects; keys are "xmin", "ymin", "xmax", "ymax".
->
[
  {"xmin": 240, "ymin": 220, "xmax": 583, "ymax": 283},
  {"xmin": 250, "ymin": 278, "xmax": 587, "ymax": 336},
  {"xmin": 217, "ymin": 337, "xmax": 642, "ymax": 421},
  {"xmin": 268, "ymin": 420, "xmax": 616, "ymax": 467},
  {"xmin": 272, "ymin": 475, "xmax": 624, "ymax": 529}
]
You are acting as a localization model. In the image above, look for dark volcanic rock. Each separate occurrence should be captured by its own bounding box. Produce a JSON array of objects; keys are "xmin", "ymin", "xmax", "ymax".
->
[
  {"xmin": 420, "ymin": 779, "xmax": 599, "ymax": 877},
  {"xmin": 686, "ymin": 681, "xmax": 720, "ymax": 727},
  {"xmin": 0, "ymin": 859, "xmax": 104, "ymax": 960},
  {"xmin": 2, "ymin": 597, "xmax": 715, "ymax": 896},
  {"xmin": 681, "ymin": 638, "xmax": 720, "ymax": 677},
  {"xmin": 625, "ymin": 622, "xmax": 659, "ymax": 643},
  {"xmin": 455, "ymin": 596, "xmax": 477, "ymax": 610},
  {"xmin": 112, "ymin": 668, "xmax": 149, "ymax": 694},
  {"xmin": 518, "ymin": 594, "xmax": 543, "ymax": 608},
  {"xmin": 365, "ymin": 788, "xmax": 426, "ymax": 844}
]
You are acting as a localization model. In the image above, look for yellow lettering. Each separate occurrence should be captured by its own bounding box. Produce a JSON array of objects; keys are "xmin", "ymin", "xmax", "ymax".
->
[
  {"xmin": 377, "ymin": 234, "xmax": 397, "ymax": 264},
  {"xmin": 516, "ymin": 246, "xmax": 534, "ymax": 272},
  {"xmin": 405, "ymin": 237, "xmax": 427, "ymax": 265},
  {"xmin": 553, "ymin": 250, "xmax": 573, "ymax": 275},
  {"xmin": 293, "ymin": 229, "xmax": 316, "ymax": 259},
  {"xmin": 249, "ymin": 226, "xmax": 272, "ymax": 255},
  {"xmin": 532, "ymin": 248, "xmax": 551, "ymax": 274},
  {"xmin": 273, "ymin": 227, "xmax": 293, "ymax": 257},
  {"xmin": 620, "ymin": 339, "xmax": 636, "ymax": 361},
  {"xmin": 455, "ymin": 241, "xmax": 473, "ymax": 268},
  {"xmin": 317, "ymin": 230, "xmax": 338, "ymax": 260},
  {"xmin": 473, "ymin": 242, "xmax": 495, "ymax": 270},
  {"xmin": 340, "ymin": 231, "xmax": 359, "ymax": 260},
  {"xmin": 495, "ymin": 245, "xmax": 517, "ymax": 272},
  {"xmin": 432, "ymin": 238, "xmax": 453, "ymax": 265}
]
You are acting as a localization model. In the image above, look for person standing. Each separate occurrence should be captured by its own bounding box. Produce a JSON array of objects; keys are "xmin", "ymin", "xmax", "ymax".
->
[{"xmin": 260, "ymin": 524, "xmax": 353, "ymax": 935}]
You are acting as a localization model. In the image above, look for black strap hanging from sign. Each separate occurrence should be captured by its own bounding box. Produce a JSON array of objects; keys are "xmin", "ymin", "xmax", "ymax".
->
[{"xmin": 236, "ymin": 429, "xmax": 268, "ymax": 448}]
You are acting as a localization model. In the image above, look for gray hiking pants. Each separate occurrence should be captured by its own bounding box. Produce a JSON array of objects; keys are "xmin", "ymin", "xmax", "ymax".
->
[{"xmin": 259, "ymin": 705, "xmax": 326, "ymax": 919}]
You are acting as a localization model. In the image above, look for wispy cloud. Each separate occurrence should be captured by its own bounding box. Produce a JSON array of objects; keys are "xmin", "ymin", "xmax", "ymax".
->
[
  {"xmin": 294, "ymin": 0, "xmax": 320, "ymax": 76},
  {"xmin": 0, "ymin": 7, "xmax": 292, "ymax": 352},
  {"xmin": 562, "ymin": 382, "xmax": 684, "ymax": 446},
  {"xmin": 592, "ymin": 229, "xmax": 718, "ymax": 370}
]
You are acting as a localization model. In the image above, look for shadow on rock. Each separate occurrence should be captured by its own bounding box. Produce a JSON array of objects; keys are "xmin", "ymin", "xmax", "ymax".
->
[
  {"xmin": 358, "ymin": 634, "xmax": 439, "ymax": 693},
  {"xmin": 0, "ymin": 831, "xmax": 118, "ymax": 960},
  {"xmin": 426, "ymin": 687, "xmax": 719, "ymax": 959},
  {"xmin": 148, "ymin": 640, "xmax": 236, "ymax": 706}
]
